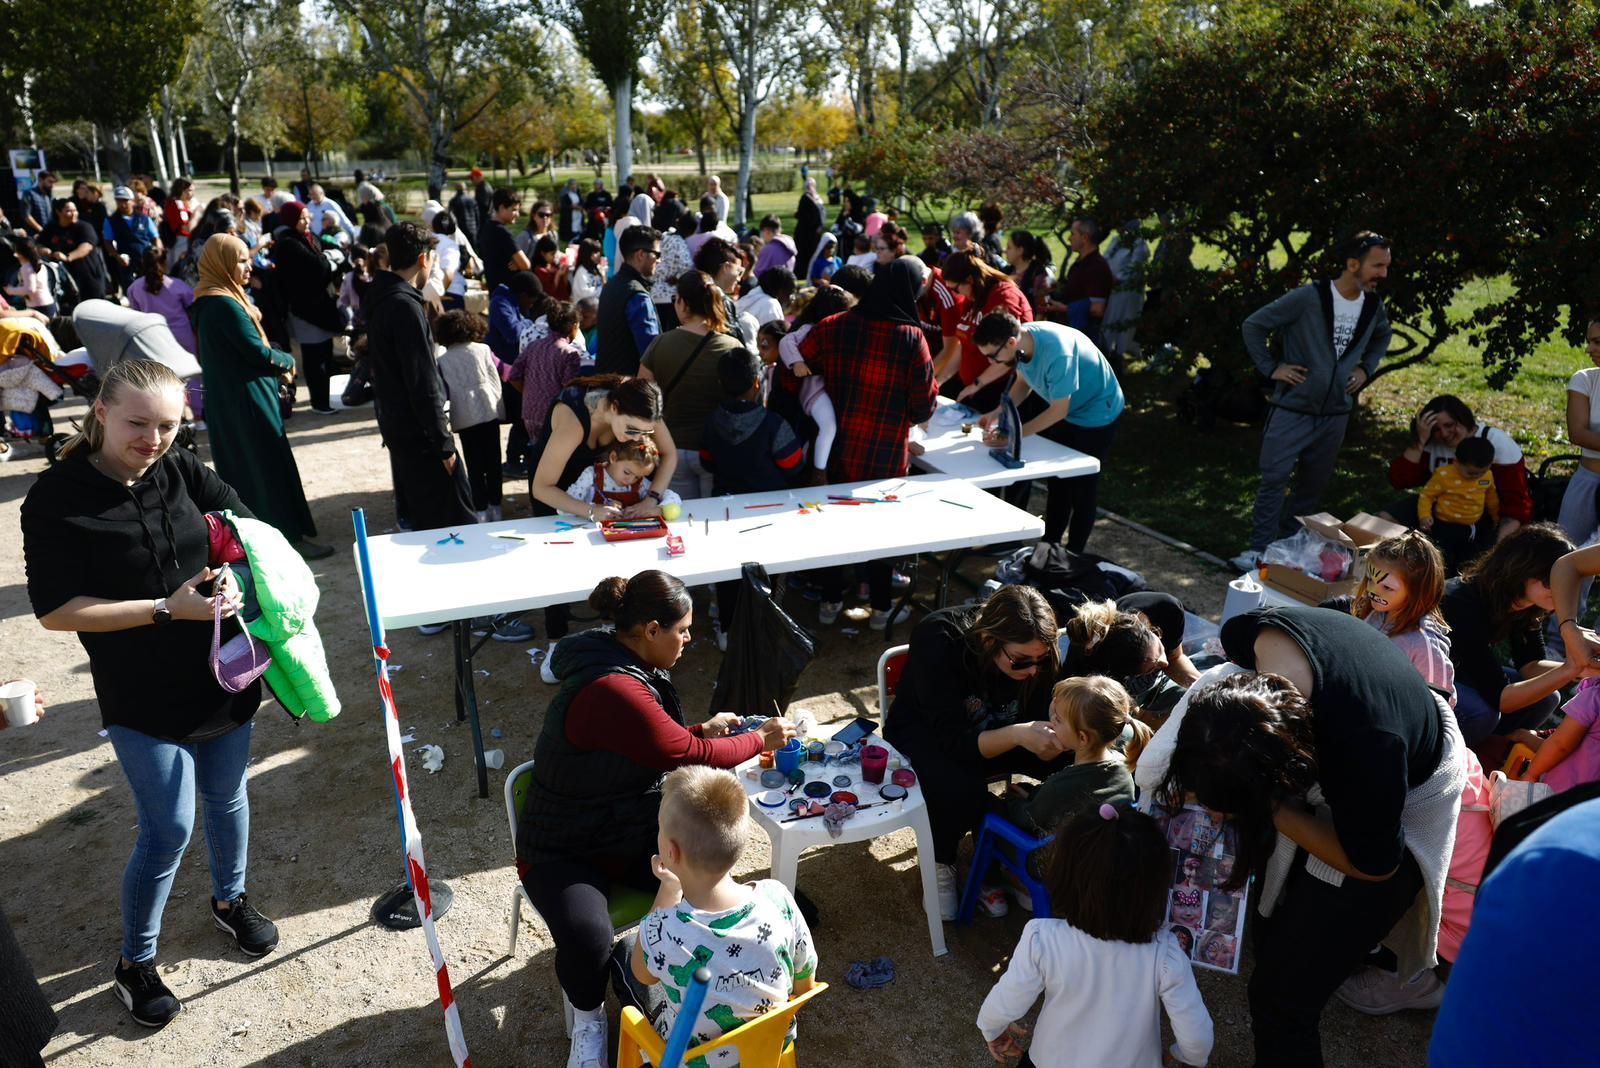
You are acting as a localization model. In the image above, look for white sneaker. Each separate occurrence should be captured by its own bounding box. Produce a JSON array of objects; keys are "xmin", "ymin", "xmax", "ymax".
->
[
  {"xmin": 935, "ymin": 863, "xmax": 958, "ymax": 922},
  {"xmin": 869, "ymin": 604, "xmax": 911, "ymax": 631},
  {"xmin": 819, "ymin": 601, "xmax": 843, "ymax": 626},
  {"xmin": 1229, "ymin": 549, "xmax": 1262, "ymax": 572},
  {"xmin": 1334, "ymin": 966, "xmax": 1444, "ymax": 1016},
  {"xmin": 488, "ymin": 504, "xmax": 503, "ymax": 522},
  {"xmin": 540, "ymin": 641, "xmax": 560, "ymax": 685},
  {"xmin": 566, "ymin": 1012, "xmax": 607, "ymax": 1068}
]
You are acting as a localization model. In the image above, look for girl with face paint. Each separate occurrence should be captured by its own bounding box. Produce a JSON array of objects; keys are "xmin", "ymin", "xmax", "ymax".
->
[{"xmin": 1351, "ymin": 530, "xmax": 1456, "ymax": 706}]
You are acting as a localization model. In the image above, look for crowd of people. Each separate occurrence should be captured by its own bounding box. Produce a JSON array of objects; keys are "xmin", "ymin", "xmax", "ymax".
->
[{"xmin": 6, "ymin": 163, "xmax": 1600, "ymax": 1068}]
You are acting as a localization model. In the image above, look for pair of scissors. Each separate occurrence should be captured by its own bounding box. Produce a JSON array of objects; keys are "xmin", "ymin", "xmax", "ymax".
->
[
  {"xmin": 435, "ymin": 532, "xmax": 464, "ymax": 545},
  {"xmin": 552, "ymin": 520, "xmax": 582, "ymax": 532}
]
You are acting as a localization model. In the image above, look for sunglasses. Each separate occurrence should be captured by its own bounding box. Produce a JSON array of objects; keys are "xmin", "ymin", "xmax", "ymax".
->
[
  {"xmin": 1000, "ymin": 647, "xmax": 1045, "ymax": 671},
  {"xmin": 536, "ymin": 211, "xmax": 552, "ymax": 218},
  {"xmin": 981, "ymin": 348, "xmax": 1017, "ymax": 366},
  {"xmin": 1352, "ymin": 233, "xmax": 1389, "ymax": 256}
]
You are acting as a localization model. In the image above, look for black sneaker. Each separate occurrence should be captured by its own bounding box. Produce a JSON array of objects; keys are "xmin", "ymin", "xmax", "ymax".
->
[
  {"xmin": 212, "ymin": 895, "xmax": 280, "ymax": 957},
  {"xmin": 112, "ymin": 960, "xmax": 183, "ymax": 1028}
]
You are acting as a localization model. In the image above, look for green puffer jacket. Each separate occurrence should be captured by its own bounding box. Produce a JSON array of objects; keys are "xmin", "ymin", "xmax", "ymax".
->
[{"xmin": 223, "ymin": 511, "xmax": 341, "ymax": 722}]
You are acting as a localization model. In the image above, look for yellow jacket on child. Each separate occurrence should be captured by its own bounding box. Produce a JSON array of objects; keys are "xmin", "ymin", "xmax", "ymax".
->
[{"xmin": 1419, "ymin": 463, "xmax": 1498, "ymax": 526}]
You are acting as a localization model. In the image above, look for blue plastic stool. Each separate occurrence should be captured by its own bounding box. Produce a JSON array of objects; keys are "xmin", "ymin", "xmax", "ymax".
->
[{"xmin": 956, "ymin": 813, "xmax": 1055, "ymax": 924}]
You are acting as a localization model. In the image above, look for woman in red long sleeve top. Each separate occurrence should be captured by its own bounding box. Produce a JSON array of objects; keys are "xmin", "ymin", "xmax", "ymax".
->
[
  {"xmin": 515, "ymin": 569, "xmax": 793, "ymax": 1061},
  {"xmin": 1382, "ymin": 395, "xmax": 1532, "ymax": 539}
]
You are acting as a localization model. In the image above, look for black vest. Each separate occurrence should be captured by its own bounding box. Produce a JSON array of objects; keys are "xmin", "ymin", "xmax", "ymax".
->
[
  {"xmin": 594, "ymin": 264, "xmax": 653, "ymax": 376},
  {"xmin": 517, "ymin": 631, "xmax": 687, "ymax": 863}
]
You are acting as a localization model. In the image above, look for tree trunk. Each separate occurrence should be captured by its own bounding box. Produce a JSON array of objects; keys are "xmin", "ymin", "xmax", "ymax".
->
[
  {"xmin": 894, "ymin": 0, "xmax": 911, "ymax": 119},
  {"xmin": 90, "ymin": 124, "xmax": 102, "ymax": 182},
  {"xmin": 160, "ymin": 87, "xmax": 180, "ymax": 184},
  {"xmin": 735, "ymin": 88, "xmax": 756, "ymax": 228},
  {"xmin": 695, "ymin": 131, "xmax": 708, "ymax": 178},
  {"xmin": 96, "ymin": 123, "xmax": 132, "ymax": 184},
  {"xmin": 428, "ymin": 108, "xmax": 449, "ymax": 196},
  {"xmin": 612, "ymin": 71, "xmax": 634, "ymax": 192},
  {"xmin": 175, "ymin": 120, "xmax": 192, "ymax": 178},
  {"xmin": 146, "ymin": 109, "xmax": 170, "ymax": 184}
]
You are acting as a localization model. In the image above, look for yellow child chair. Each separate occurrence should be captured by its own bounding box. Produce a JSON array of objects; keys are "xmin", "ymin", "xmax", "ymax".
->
[{"xmin": 616, "ymin": 982, "xmax": 828, "ymax": 1068}]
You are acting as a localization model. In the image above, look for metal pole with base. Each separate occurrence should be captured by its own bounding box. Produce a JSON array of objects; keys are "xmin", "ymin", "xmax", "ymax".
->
[{"xmin": 352, "ymin": 505, "xmax": 455, "ymax": 935}]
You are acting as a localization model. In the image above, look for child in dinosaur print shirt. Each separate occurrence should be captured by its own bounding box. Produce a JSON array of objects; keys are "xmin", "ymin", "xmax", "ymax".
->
[{"xmin": 631, "ymin": 767, "xmax": 817, "ymax": 1063}]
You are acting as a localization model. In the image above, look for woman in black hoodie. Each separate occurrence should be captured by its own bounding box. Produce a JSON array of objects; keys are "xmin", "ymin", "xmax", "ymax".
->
[{"xmin": 20, "ymin": 359, "xmax": 281, "ymax": 1030}]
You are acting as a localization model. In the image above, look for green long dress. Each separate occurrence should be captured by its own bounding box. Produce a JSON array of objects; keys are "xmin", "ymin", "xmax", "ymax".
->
[{"xmin": 193, "ymin": 296, "xmax": 318, "ymax": 542}]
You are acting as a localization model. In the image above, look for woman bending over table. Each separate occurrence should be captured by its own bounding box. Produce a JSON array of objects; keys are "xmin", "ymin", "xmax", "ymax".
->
[
  {"xmin": 527, "ymin": 374, "xmax": 679, "ymax": 681},
  {"xmin": 516, "ymin": 570, "xmax": 793, "ymax": 1068},
  {"xmin": 884, "ymin": 585, "xmax": 1066, "ymax": 921}
]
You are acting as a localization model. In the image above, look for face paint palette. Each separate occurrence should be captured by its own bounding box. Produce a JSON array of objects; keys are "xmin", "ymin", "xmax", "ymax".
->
[
  {"xmin": 830, "ymin": 790, "xmax": 858, "ymax": 805},
  {"xmin": 832, "ymin": 775, "xmax": 853, "ymax": 788},
  {"xmin": 891, "ymin": 768, "xmax": 918, "ymax": 788},
  {"xmin": 757, "ymin": 790, "xmax": 787, "ymax": 808},
  {"xmin": 878, "ymin": 784, "xmax": 908, "ymax": 801},
  {"xmin": 759, "ymin": 769, "xmax": 788, "ymax": 790},
  {"xmin": 803, "ymin": 780, "xmax": 832, "ymax": 799}
]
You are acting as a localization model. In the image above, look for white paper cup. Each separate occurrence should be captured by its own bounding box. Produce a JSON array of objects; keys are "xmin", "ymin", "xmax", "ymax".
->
[
  {"xmin": 483, "ymin": 748, "xmax": 505, "ymax": 770},
  {"xmin": 1, "ymin": 680, "xmax": 38, "ymax": 727}
]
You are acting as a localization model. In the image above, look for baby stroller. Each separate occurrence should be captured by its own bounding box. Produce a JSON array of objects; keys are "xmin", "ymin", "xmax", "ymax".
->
[
  {"xmin": 39, "ymin": 300, "xmax": 205, "ymax": 464},
  {"xmin": 0, "ymin": 316, "xmax": 72, "ymax": 454}
]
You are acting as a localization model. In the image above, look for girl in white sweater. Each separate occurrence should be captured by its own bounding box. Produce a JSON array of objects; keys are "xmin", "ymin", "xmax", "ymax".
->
[{"xmin": 977, "ymin": 803, "xmax": 1213, "ymax": 1067}]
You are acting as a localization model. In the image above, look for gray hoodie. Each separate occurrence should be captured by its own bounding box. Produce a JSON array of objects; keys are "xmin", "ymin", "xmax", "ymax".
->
[{"xmin": 1242, "ymin": 279, "xmax": 1390, "ymax": 417}]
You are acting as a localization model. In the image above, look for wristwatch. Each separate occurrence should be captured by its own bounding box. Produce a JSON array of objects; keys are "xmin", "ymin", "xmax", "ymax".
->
[
  {"xmin": 152, "ymin": 598, "xmax": 172, "ymax": 625},
  {"xmin": 646, "ymin": 490, "xmax": 663, "ymax": 504}
]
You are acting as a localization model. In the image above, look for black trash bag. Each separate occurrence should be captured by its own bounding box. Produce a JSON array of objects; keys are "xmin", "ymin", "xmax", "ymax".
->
[
  {"xmin": 999, "ymin": 541, "xmax": 1145, "ymax": 618},
  {"xmin": 710, "ymin": 562, "xmax": 815, "ymax": 718}
]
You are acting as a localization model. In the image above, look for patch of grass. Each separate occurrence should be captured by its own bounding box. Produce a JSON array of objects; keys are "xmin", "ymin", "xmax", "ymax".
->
[{"xmin": 1103, "ymin": 276, "xmax": 1585, "ymax": 558}]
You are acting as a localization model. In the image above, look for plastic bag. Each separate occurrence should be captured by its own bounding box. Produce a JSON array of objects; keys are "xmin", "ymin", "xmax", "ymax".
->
[
  {"xmin": 709, "ymin": 562, "xmax": 816, "ymax": 718},
  {"xmin": 1260, "ymin": 529, "xmax": 1352, "ymax": 582}
]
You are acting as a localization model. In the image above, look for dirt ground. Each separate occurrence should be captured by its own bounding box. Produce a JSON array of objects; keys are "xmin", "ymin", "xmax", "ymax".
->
[{"xmin": 0, "ymin": 394, "xmax": 1435, "ymax": 1067}]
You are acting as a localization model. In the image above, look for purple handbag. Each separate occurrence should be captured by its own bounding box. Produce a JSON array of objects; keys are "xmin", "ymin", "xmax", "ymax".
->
[{"xmin": 210, "ymin": 565, "xmax": 271, "ymax": 693}]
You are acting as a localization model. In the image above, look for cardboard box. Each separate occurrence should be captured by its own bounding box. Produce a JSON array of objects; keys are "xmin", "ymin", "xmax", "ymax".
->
[
  {"xmin": 1261, "ymin": 564, "xmax": 1360, "ymax": 606},
  {"xmin": 1259, "ymin": 512, "xmax": 1403, "ymax": 605},
  {"xmin": 1295, "ymin": 512, "xmax": 1408, "ymax": 550}
]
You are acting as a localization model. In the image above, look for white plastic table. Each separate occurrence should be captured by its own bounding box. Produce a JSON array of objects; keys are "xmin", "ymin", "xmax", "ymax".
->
[
  {"xmin": 357, "ymin": 476, "xmax": 1044, "ymax": 795},
  {"xmin": 736, "ymin": 723, "xmax": 946, "ymax": 957},
  {"xmin": 909, "ymin": 396, "xmax": 1102, "ymax": 489}
]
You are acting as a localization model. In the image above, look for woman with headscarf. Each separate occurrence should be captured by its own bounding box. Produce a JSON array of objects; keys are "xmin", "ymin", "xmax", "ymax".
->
[
  {"xmin": 805, "ymin": 231, "xmax": 841, "ymax": 286},
  {"xmin": 267, "ymin": 202, "xmax": 343, "ymax": 415},
  {"xmin": 798, "ymin": 256, "xmax": 939, "ymax": 629},
  {"xmin": 193, "ymin": 236, "xmax": 331, "ymax": 559},
  {"xmin": 795, "ymin": 178, "xmax": 826, "ymax": 274}
]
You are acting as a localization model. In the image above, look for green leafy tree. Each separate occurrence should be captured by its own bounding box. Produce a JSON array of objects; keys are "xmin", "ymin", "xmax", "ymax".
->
[
  {"xmin": 545, "ymin": 0, "xmax": 653, "ymax": 188},
  {"xmin": 651, "ymin": 6, "xmax": 723, "ymax": 177},
  {"xmin": 17, "ymin": 0, "xmax": 198, "ymax": 181},
  {"xmin": 187, "ymin": 0, "xmax": 295, "ymax": 194},
  {"xmin": 1085, "ymin": 0, "xmax": 1600, "ymax": 387},
  {"xmin": 330, "ymin": 0, "xmax": 535, "ymax": 193},
  {"xmin": 703, "ymin": 0, "xmax": 807, "ymax": 225}
]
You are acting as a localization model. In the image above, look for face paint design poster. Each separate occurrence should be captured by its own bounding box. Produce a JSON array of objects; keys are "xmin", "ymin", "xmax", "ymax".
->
[{"xmin": 1153, "ymin": 804, "xmax": 1247, "ymax": 974}]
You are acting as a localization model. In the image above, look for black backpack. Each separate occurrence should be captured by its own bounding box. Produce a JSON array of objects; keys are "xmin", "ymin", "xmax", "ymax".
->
[{"xmin": 1002, "ymin": 542, "xmax": 1146, "ymax": 617}]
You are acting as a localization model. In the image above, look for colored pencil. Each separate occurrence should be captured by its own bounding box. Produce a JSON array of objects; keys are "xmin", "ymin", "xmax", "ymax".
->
[
  {"xmin": 739, "ymin": 523, "xmax": 773, "ymax": 534},
  {"xmin": 547, "ymin": 540, "xmax": 574, "ymax": 544},
  {"xmin": 745, "ymin": 503, "xmax": 784, "ymax": 509},
  {"xmin": 492, "ymin": 533, "xmax": 526, "ymax": 541},
  {"xmin": 939, "ymin": 498, "xmax": 974, "ymax": 509}
]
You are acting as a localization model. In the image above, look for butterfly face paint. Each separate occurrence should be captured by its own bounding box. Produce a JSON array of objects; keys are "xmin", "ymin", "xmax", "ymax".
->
[{"xmin": 1364, "ymin": 559, "xmax": 1408, "ymax": 616}]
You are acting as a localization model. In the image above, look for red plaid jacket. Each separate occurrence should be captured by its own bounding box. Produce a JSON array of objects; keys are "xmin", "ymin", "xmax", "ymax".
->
[{"xmin": 799, "ymin": 311, "xmax": 937, "ymax": 482}]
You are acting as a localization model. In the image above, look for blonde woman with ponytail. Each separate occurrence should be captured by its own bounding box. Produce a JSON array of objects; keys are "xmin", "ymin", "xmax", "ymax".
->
[{"xmin": 22, "ymin": 359, "xmax": 281, "ymax": 1028}]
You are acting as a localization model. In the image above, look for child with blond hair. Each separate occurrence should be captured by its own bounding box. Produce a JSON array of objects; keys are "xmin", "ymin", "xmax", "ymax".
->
[{"xmin": 631, "ymin": 766, "xmax": 817, "ymax": 1060}]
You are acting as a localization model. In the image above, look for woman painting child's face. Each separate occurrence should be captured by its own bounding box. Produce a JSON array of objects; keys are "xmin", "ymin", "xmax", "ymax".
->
[{"xmin": 1364, "ymin": 558, "xmax": 1408, "ymax": 615}]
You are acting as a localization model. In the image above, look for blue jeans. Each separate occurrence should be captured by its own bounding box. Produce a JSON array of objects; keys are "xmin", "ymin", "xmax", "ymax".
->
[
  {"xmin": 107, "ymin": 721, "xmax": 254, "ymax": 963},
  {"xmin": 1455, "ymin": 671, "xmax": 1559, "ymax": 748}
]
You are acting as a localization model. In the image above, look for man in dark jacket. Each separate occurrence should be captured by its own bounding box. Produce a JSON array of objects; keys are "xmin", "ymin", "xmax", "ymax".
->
[
  {"xmin": 1230, "ymin": 231, "xmax": 1392, "ymax": 570},
  {"xmin": 447, "ymin": 182, "xmax": 480, "ymax": 248},
  {"xmin": 593, "ymin": 226, "xmax": 662, "ymax": 376},
  {"xmin": 366, "ymin": 223, "xmax": 473, "ymax": 532}
]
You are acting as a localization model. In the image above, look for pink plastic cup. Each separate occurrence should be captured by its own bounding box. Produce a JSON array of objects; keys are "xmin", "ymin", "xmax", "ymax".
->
[{"xmin": 861, "ymin": 745, "xmax": 889, "ymax": 785}]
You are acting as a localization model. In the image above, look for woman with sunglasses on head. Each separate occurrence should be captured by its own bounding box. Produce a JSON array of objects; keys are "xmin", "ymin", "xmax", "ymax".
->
[
  {"xmin": 528, "ymin": 374, "xmax": 678, "ymax": 683},
  {"xmin": 968, "ymin": 312, "xmax": 1124, "ymax": 554},
  {"xmin": 885, "ymin": 585, "xmax": 1067, "ymax": 922}
]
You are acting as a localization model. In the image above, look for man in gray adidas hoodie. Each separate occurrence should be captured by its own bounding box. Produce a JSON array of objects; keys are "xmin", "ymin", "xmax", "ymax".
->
[{"xmin": 1231, "ymin": 232, "xmax": 1392, "ymax": 569}]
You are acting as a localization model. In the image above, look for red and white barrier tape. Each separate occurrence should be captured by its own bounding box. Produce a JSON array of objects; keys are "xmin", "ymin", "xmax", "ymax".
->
[{"xmin": 376, "ymin": 644, "xmax": 471, "ymax": 1067}]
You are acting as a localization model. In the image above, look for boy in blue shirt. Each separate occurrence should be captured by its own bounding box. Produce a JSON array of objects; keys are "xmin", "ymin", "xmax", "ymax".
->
[{"xmin": 973, "ymin": 312, "xmax": 1124, "ymax": 552}]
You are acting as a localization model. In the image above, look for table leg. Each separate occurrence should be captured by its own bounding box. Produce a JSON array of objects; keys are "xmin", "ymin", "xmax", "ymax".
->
[
  {"xmin": 765, "ymin": 826, "xmax": 803, "ymax": 889},
  {"xmin": 452, "ymin": 620, "xmax": 489, "ymax": 799},
  {"xmin": 907, "ymin": 801, "xmax": 949, "ymax": 957}
]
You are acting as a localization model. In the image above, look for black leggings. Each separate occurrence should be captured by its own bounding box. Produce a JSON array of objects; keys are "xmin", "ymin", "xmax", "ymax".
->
[
  {"xmin": 300, "ymin": 338, "xmax": 334, "ymax": 411},
  {"xmin": 1248, "ymin": 850, "xmax": 1424, "ymax": 1066},
  {"xmin": 521, "ymin": 845, "xmax": 656, "ymax": 1010},
  {"xmin": 457, "ymin": 422, "xmax": 503, "ymax": 511},
  {"xmin": 886, "ymin": 731, "xmax": 1059, "ymax": 864}
]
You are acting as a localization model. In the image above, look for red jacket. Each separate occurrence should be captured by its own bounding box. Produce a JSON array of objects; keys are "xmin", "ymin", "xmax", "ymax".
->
[{"xmin": 1388, "ymin": 426, "xmax": 1533, "ymax": 524}]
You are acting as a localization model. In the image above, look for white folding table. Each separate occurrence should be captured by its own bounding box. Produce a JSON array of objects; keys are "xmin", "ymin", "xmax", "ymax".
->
[
  {"xmin": 737, "ymin": 723, "xmax": 946, "ymax": 956},
  {"xmin": 909, "ymin": 396, "xmax": 1102, "ymax": 488},
  {"xmin": 356, "ymin": 476, "xmax": 1044, "ymax": 796}
]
